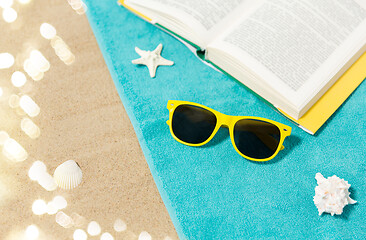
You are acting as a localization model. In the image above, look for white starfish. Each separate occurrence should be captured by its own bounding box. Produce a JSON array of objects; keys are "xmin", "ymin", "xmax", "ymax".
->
[{"xmin": 132, "ymin": 44, "xmax": 174, "ymax": 78}]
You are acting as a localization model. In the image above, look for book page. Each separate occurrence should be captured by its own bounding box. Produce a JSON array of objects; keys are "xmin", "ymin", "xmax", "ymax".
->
[
  {"xmin": 149, "ymin": 0, "xmax": 243, "ymax": 31},
  {"xmin": 125, "ymin": 0, "xmax": 253, "ymax": 47},
  {"xmin": 208, "ymin": 0, "xmax": 366, "ymax": 108}
]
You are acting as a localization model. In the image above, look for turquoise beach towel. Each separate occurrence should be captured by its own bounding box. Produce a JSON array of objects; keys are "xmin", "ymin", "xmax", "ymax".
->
[{"xmin": 84, "ymin": 1, "xmax": 366, "ymax": 239}]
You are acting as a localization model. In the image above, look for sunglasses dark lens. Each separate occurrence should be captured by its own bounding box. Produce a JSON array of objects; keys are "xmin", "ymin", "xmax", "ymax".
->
[
  {"xmin": 234, "ymin": 119, "xmax": 281, "ymax": 159},
  {"xmin": 172, "ymin": 105, "xmax": 217, "ymax": 144}
]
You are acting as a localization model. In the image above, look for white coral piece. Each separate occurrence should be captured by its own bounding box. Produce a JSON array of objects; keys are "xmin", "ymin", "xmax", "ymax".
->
[{"xmin": 313, "ymin": 173, "xmax": 356, "ymax": 216}]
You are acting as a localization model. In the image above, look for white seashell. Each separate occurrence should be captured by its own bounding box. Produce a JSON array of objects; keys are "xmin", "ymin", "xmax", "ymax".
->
[
  {"xmin": 53, "ymin": 160, "xmax": 82, "ymax": 190},
  {"xmin": 313, "ymin": 173, "xmax": 356, "ymax": 216}
]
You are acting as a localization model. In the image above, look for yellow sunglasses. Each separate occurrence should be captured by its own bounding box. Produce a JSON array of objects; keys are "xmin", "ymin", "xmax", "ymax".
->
[{"xmin": 166, "ymin": 100, "xmax": 292, "ymax": 161}]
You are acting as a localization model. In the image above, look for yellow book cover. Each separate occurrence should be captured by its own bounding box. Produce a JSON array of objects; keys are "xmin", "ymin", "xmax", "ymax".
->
[{"xmin": 280, "ymin": 52, "xmax": 366, "ymax": 134}]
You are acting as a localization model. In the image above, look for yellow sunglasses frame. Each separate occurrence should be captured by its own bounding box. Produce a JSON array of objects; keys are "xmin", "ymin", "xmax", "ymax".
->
[{"xmin": 166, "ymin": 100, "xmax": 292, "ymax": 162}]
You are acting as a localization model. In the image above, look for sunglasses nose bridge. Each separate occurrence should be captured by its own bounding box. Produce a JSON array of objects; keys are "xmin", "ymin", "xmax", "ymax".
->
[{"xmin": 219, "ymin": 113, "xmax": 235, "ymax": 127}]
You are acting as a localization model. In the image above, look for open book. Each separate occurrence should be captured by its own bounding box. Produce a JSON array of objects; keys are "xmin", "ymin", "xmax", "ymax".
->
[{"xmin": 120, "ymin": 0, "xmax": 366, "ymax": 134}]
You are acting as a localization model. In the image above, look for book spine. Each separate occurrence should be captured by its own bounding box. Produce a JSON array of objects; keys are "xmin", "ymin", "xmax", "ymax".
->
[{"xmin": 153, "ymin": 24, "xmax": 223, "ymax": 73}]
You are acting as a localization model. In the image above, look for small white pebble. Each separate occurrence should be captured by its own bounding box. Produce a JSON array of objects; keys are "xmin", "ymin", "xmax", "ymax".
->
[
  {"xmin": 100, "ymin": 232, "xmax": 114, "ymax": 240},
  {"xmin": 46, "ymin": 201, "xmax": 58, "ymax": 215},
  {"xmin": 73, "ymin": 229, "xmax": 87, "ymax": 240},
  {"xmin": 87, "ymin": 221, "xmax": 101, "ymax": 236},
  {"xmin": 0, "ymin": 131, "xmax": 10, "ymax": 145},
  {"xmin": 56, "ymin": 211, "xmax": 74, "ymax": 228},
  {"xmin": 32, "ymin": 199, "xmax": 47, "ymax": 215},
  {"xmin": 28, "ymin": 160, "xmax": 47, "ymax": 181},
  {"xmin": 37, "ymin": 171, "xmax": 57, "ymax": 191},
  {"xmin": 40, "ymin": 23, "xmax": 57, "ymax": 39},
  {"xmin": 138, "ymin": 231, "xmax": 151, "ymax": 240},
  {"xmin": 113, "ymin": 218, "xmax": 127, "ymax": 232},
  {"xmin": 52, "ymin": 195, "xmax": 67, "ymax": 210},
  {"xmin": 25, "ymin": 225, "xmax": 39, "ymax": 240}
]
